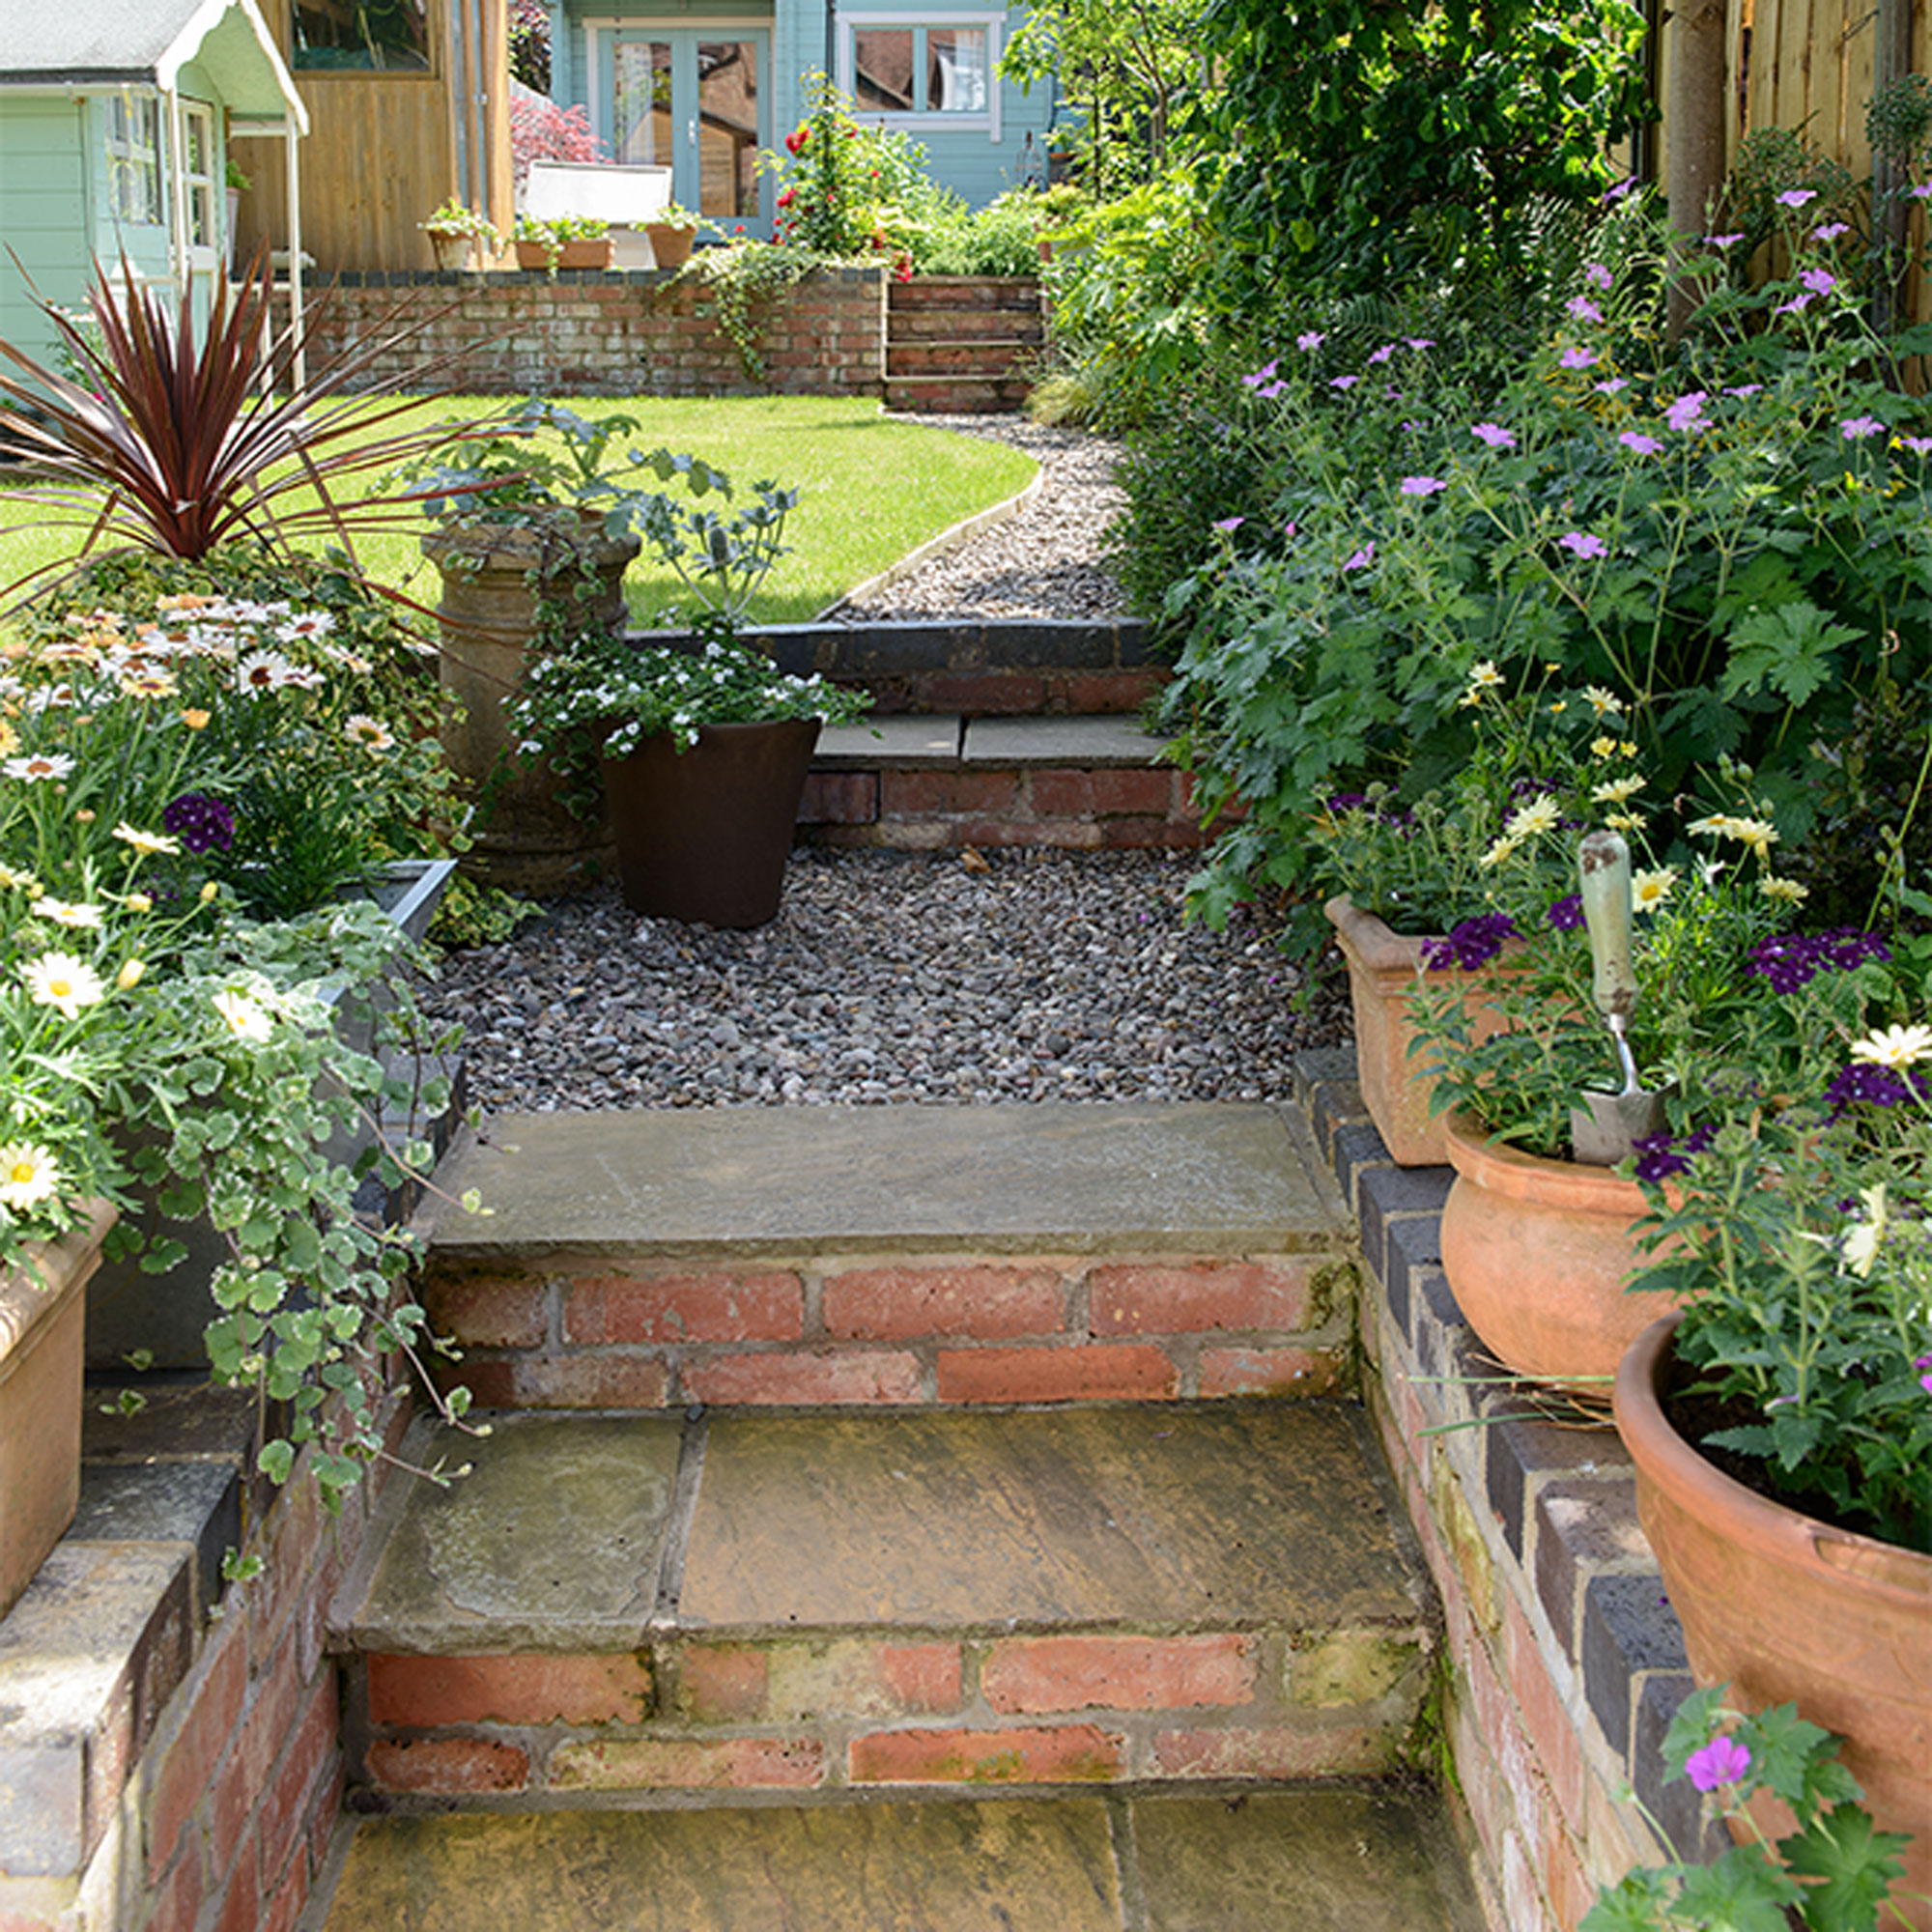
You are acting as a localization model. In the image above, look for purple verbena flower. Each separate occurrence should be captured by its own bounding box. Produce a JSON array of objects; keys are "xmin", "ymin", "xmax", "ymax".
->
[
  {"xmin": 1824, "ymin": 1063, "xmax": 1927, "ymax": 1116},
  {"xmin": 1548, "ymin": 894, "xmax": 1583, "ymax": 931},
  {"xmin": 1422, "ymin": 913, "xmax": 1519, "ymax": 974},
  {"xmin": 1632, "ymin": 1124, "xmax": 1716, "ymax": 1183},
  {"xmin": 162, "ymin": 792, "xmax": 236, "ymax": 855},
  {"xmin": 1746, "ymin": 928, "xmax": 1891, "ymax": 994}
]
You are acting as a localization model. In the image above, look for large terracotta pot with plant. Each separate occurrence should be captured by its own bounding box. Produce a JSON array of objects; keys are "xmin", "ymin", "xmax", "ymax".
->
[
  {"xmin": 1324, "ymin": 896, "xmax": 1519, "ymax": 1166},
  {"xmin": 0, "ymin": 1200, "xmax": 115, "ymax": 1619},
  {"xmin": 1438, "ymin": 1114, "xmax": 1671, "ymax": 1386},
  {"xmin": 1617, "ymin": 1313, "xmax": 1932, "ymax": 1928}
]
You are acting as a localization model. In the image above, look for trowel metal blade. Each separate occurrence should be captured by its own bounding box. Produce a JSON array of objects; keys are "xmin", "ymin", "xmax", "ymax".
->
[{"xmin": 1570, "ymin": 1087, "xmax": 1670, "ymax": 1167}]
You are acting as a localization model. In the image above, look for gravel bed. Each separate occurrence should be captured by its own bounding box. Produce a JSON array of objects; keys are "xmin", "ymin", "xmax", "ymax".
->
[
  {"xmin": 427, "ymin": 848, "xmax": 1346, "ymax": 1114},
  {"xmin": 832, "ymin": 413, "xmax": 1126, "ymax": 623}
]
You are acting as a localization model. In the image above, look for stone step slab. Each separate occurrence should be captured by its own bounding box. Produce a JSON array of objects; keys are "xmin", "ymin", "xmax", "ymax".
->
[
  {"xmin": 330, "ymin": 1403, "xmax": 1434, "ymax": 1808},
  {"xmin": 416, "ymin": 1106, "xmax": 1350, "ymax": 1410},
  {"xmin": 320, "ymin": 1786, "xmax": 1485, "ymax": 1930}
]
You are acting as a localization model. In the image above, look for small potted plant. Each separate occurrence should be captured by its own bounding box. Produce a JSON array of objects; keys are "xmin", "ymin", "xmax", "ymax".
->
[
  {"xmin": 643, "ymin": 202, "xmax": 706, "ymax": 270},
  {"xmin": 513, "ymin": 213, "xmax": 611, "ymax": 275},
  {"xmin": 420, "ymin": 198, "xmax": 500, "ymax": 272},
  {"xmin": 1611, "ymin": 1015, "xmax": 1931, "ymax": 1924},
  {"xmin": 507, "ymin": 457, "xmax": 868, "ymax": 927}
]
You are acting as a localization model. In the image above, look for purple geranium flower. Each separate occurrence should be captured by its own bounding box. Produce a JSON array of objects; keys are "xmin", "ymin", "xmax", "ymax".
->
[
  {"xmin": 1686, "ymin": 1736, "xmax": 1751, "ymax": 1792},
  {"xmin": 1470, "ymin": 421, "xmax": 1516, "ymax": 449},
  {"xmin": 1400, "ymin": 475, "xmax": 1446, "ymax": 497},
  {"xmin": 1665, "ymin": 392, "xmax": 1709, "ymax": 431},
  {"xmin": 1841, "ymin": 415, "xmax": 1885, "ymax": 440},
  {"xmin": 1342, "ymin": 542, "xmax": 1376, "ymax": 573},
  {"xmin": 1811, "ymin": 221, "xmax": 1849, "ymax": 242},
  {"xmin": 1296, "ymin": 330, "xmax": 1326, "ymax": 352},
  {"xmin": 1776, "ymin": 188, "xmax": 1817, "ymax": 209},
  {"xmin": 1330, "ymin": 375, "xmax": 1359, "ymax": 391},
  {"xmin": 1422, "ymin": 913, "xmax": 1519, "ymax": 974},
  {"xmin": 1240, "ymin": 359, "xmax": 1281, "ymax": 388},
  {"xmin": 1211, "ymin": 516, "xmax": 1246, "ymax": 533},
  {"xmin": 1703, "ymin": 232, "xmax": 1744, "ymax": 247},
  {"xmin": 1584, "ymin": 263, "xmax": 1613, "ymax": 290},
  {"xmin": 1558, "ymin": 530, "xmax": 1608, "ymax": 559},
  {"xmin": 1595, "ymin": 378, "xmax": 1630, "ymax": 395},
  {"xmin": 1801, "ymin": 267, "xmax": 1837, "ymax": 296},
  {"xmin": 1559, "ymin": 347, "xmax": 1598, "ymax": 370},
  {"xmin": 162, "ymin": 792, "xmax": 236, "ymax": 855},
  {"xmin": 1619, "ymin": 431, "xmax": 1663, "ymax": 456}
]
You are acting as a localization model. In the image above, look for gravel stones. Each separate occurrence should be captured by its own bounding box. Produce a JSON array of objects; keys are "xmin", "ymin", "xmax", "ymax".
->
[
  {"xmin": 833, "ymin": 415, "xmax": 1125, "ymax": 623},
  {"xmin": 425, "ymin": 848, "xmax": 1343, "ymax": 1115}
]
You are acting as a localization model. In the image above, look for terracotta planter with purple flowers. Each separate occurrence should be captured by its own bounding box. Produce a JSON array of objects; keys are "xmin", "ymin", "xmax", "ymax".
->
[{"xmin": 1324, "ymin": 896, "xmax": 1523, "ymax": 1166}]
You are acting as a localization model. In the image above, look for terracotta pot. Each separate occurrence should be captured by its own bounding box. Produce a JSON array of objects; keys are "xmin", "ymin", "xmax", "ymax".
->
[
  {"xmin": 1616, "ymin": 1315, "xmax": 1932, "ymax": 1928},
  {"xmin": 603, "ymin": 718, "xmax": 820, "ymax": 928},
  {"xmin": 1439, "ymin": 1114, "xmax": 1673, "ymax": 1387},
  {"xmin": 1323, "ymin": 896, "xmax": 1520, "ymax": 1166},
  {"xmin": 516, "ymin": 237, "xmax": 611, "ymax": 272},
  {"xmin": 424, "ymin": 517, "xmax": 639, "ymax": 895},
  {"xmin": 645, "ymin": 223, "xmax": 696, "ymax": 270},
  {"xmin": 0, "ymin": 1200, "xmax": 115, "ymax": 1620},
  {"xmin": 425, "ymin": 225, "xmax": 477, "ymax": 272}
]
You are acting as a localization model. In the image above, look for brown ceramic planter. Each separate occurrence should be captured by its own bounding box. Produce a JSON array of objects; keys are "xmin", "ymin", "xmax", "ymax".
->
[
  {"xmin": 1616, "ymin": 1315, "xmax": 1932, "ymax": 1928},
  {"xmin": 1323, "ymin": 895, "xmax": 1519, "ymax": 1167},
  {"xmin": 425, "ymin": 517, "xmax": 639, "ymax": 895},
  {"xmin": 1439, "ymin": 1114, "xmax": 1671, "ymax": 1387},
  {"xmin": 515, "ymin": 237, "xmax": 612, "ymax": 271},
  {"xmin": 0, "ymin": 1200, "xmax": 115, "ymax": 1620},
  {"xmin": 645, "ymin": 223, "xmax": 696, "ymax": 270},
  {"xmin": 603, "ymin": 718, "xmax": 820, "ymax": 928}
]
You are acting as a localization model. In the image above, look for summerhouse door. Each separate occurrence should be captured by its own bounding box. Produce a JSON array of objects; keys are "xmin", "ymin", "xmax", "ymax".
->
[{"xmin": 605, "ymin": 27, "xmax": 772, "ymax": 234}]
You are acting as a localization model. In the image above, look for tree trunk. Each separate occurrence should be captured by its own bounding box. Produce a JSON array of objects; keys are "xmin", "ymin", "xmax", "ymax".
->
[{"xmin": 1665, "ymin": 0, "xmax": 1729, "ymax": 342}]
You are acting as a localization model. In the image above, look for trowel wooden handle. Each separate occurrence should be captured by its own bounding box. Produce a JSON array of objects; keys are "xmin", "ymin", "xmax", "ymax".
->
[{"xmin": 1579, "ymin": 829, "xmax": 1636, "ymax": 1021}]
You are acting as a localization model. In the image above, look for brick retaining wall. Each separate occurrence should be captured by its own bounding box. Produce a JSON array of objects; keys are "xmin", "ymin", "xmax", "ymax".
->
[
  {"xmin": 0, "ymin": 1388, "xmax": 409, "ymax": 1932},
  {"xmin": 1295, "ymin": 1052, "xmax": 1721, "ymax": 1932},
  {"xmin": 276, "ymin": 265, "xmax": 888, "ymax": 398}
]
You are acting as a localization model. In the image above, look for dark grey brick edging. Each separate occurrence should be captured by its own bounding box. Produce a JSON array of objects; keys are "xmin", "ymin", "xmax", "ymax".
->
[{"xmin": 1293, "ymin": 1049, "xmax": 1722, "ymax": 1868}]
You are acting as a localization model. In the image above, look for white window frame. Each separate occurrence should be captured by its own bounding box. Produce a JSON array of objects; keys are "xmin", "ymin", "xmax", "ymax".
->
[
  {"xmin": 178, "ymin": 101, "xmax": 218, "ymax": 255},
  {"xmin": 837, "ymin": 12, "xmax": 1003, "ymax": 141},
  {"xmin": 106, "ymin": 92, "xmax": 165, "ymax": 227}
]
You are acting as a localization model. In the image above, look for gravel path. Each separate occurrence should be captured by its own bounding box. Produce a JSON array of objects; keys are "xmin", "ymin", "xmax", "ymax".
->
[
  {"xmin": 427, "ymin": 849, "xmax": 1344, "ymax": 1114},
  {"xmin": 427, "ymin": 418, "xmax": 1348, "ymax": 1113},
  {"xmin": 833, "ymin": 414, "xmax": 1126, "ymax": 623}
]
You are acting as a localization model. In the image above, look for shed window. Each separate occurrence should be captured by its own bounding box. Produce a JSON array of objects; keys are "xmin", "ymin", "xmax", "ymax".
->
[
  {"xmin": 106, "ymin": 97, "xmax": 163, "ymax": 226},
  {"xmin": 292, "ymin": 0, "xmax": 430, "ymax": 71},
  {"xmin": 849, "ymin": 21, "xmax": 989, "ymax": 116},
  {"xmin": 182, "ymin": 104, "xmax": 217, "ymax": 248}
]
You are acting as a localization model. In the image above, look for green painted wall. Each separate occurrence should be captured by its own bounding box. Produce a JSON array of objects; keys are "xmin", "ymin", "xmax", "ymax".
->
[{"xmin": 0, "ymin": 97, "xmax": 95, "ymax": 369}]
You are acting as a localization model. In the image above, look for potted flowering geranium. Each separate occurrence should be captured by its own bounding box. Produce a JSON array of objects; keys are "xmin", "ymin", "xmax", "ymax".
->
[{"xmin": 1611, "ymin": 1016, "xmax": 1931, "ymax": 1926}]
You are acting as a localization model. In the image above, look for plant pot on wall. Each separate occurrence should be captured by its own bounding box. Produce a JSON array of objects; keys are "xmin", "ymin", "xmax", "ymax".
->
[
  {"xmin": 516, "ymin": 238, "xmax": 612, "ymax": 272},
  {"xmin": 424, "ymin": 518, "xmax": 639, "ymax": 895},
  {"xmin": 1438, "ymin": 1113, "xmax": 1675, "ymax": 1388},
  {"xmin": 644, "ymin": 223, "xmax": 696, "ymax": 270},
  {"xmin": 425, "ymin": 225, "xmax": 479, "ymax": 272},
  {"xmin": 0, "ymin": 1199, "xmax": 115, "ymax": 1620},
  {"xmin": 602, "ymin": 717, "xmax": 820, "ymax": 928},
  {"xmin": 1323, "ymin": 895, "xmax": 1520, "ymax": 1167},
  {"xmin": 1615, "ymin": 1314, "xmax": 1932, "ymax": 1930}
]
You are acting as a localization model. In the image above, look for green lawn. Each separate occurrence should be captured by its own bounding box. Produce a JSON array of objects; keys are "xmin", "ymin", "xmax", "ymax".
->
[{"xmin": 0, "ymin": 395, "xmax": 1037, "ymax": 628}]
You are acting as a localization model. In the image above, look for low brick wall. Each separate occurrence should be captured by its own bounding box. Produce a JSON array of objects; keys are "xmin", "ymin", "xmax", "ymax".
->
[
  {"xmin": 1295, "ymin": 1052, "xmax": 1719, "ymax": 1932},
  {"xmin": 0, "ymin": 1386, "xmax": 408, "ymax": 1932},
  {"xmin": 421, "ymin": 1248, "xmax": 1355, "ymax": 1412},
  {"xmin": 276, "ymin": 265, "xmax": 887, "ymax": 398}
]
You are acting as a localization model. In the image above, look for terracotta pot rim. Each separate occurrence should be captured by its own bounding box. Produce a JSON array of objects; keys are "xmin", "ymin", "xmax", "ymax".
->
[
  {"xmin": 1323, "ymin": 895, "xmax": 1435, "ymax": 974},
  {"xmin": 1615, "ymin": 1312, "xmax": 1932, "ymax": 1606},
  {"xmin": 1442, "ymin": 1111, "xmax": 1650, "ymax": 1209},
  {"xmin": 423, "ymin": 515, "xmax": 639, "ymax": 572}
]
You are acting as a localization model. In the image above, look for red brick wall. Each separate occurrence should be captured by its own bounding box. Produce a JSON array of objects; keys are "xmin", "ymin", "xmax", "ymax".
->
[{"xmin": 274, "ymin": 266, "xmax": 888, "ymax": 397}]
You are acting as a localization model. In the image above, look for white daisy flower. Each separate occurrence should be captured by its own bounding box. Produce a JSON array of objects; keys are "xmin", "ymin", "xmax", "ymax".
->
[
  {"xmin": 0, "ymin": 1141, "xmax": 62, "ymax": 1212},
  {"xmin": 1850, "ymin": 1024, "xmax": 1932, "ymax": 1069},
  {"xmin": 21, "ymin": 952, "xmax": 106, "ymax": 1018}
]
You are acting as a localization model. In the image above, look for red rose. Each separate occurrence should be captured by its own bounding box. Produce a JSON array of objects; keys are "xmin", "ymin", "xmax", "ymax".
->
[
  {"xmin": 784, "ymin": 127, "xmax": 809, "ymax": 156},
  {"xmin": 777, "ymin": 186, "xmax": 795, "ymax": 207}
]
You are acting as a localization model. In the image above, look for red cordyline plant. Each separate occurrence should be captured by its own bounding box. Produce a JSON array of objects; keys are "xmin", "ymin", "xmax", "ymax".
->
[{"xmin": 0, "ymin": 248, "xmax": 498, "ymax": 605}]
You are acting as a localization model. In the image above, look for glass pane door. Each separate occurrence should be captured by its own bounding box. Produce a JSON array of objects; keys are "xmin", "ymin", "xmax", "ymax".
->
[
  {"xmin": 696, "ymin": 40, "xmax": 760, "ymax": 219},
  {"xmin": 613, "ymin": 41, "xmax": 674, "ymax": 167}
]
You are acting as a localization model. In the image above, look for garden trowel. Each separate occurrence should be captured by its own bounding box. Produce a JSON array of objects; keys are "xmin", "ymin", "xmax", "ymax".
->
[{"xmin": 1570, "ymin": 829, "xmax": 1670, "ymax": 1166}]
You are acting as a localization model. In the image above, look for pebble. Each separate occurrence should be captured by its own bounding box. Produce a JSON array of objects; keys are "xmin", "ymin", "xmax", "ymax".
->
[{"xmin": 424, "ymin": 848, "xmax": 1347, "ymax": 1115}]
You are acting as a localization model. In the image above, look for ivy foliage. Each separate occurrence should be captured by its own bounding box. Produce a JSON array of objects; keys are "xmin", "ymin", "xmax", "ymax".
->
[{"xmin": 1188, "ymin": 0, "xmax": 1650, "ymax": 302}]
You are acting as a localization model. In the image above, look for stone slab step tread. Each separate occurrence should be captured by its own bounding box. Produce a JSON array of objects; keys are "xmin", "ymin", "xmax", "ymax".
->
[
  {"xmin": 813, "ymin": 716, "xmax": 1164, "ymax": 771},
  {"xmin": 320, "ymin": 1788, "xmax": 1486, "ymax": 1930},
  {"xmin": 336, "ymin": 1403, "xmax": 1421, "ymax": 1655},
  {"xmin": 419, "ymin": 1103, "xmax": 1339, "ymax": 1262}
]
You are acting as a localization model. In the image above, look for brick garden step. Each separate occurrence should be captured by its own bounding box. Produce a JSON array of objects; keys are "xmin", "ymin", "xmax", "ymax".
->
[
  {"xmin": 414, "ymin": 1104, "xmax": 1351, "ymax": 1409},
  {"xmin": 883, "ymin": 373, "xmax": 1035, "ymax": 413},
  {"xmin": 801, "ymin": 714, "xmax": 1206, "ymax": 851},
  {"xmin": 328, "ymin": 1401, "xmax": 1433, "ymax": 1808},
  {"xmin": 887, "ymin": 337, "xmax": 1044, "ymax": 378}
]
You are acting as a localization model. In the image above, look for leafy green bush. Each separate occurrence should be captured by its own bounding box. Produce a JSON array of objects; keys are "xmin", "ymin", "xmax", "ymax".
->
[{"xmin": 1156, "ymin": 196, "xmax": 1932, "ymax": 934}]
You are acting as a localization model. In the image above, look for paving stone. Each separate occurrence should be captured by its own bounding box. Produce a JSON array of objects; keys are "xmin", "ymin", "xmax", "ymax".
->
[
  {"xmin": 323, "ymin": 1798, "xmax": 1124, "ymax": 1931},
  {"xmin": 680, "ymin": 1404, "xmax": 1421, "ymax": 1632},
  {"xmin": 1133, "ymin": 1786, "xmax": 1487, "ymax": 1931},
  {"xmin": 426, "ymin": 1104, "xmax": 1339, "ymax": 1262},
  {"xmin": 69, "ymin": 1459, "xmax": 242, "ymax": 1613},
  {"xmin": 340, "ymin": 1414, "xmax": 685, "ymax": 1652},
  {"xmin": 815, "ymin": 715, "xmax": 962, "ymax": 767},
  {"xmin": 962, "ymin": 716, "xmax": 1163, "ymax": 766}
]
